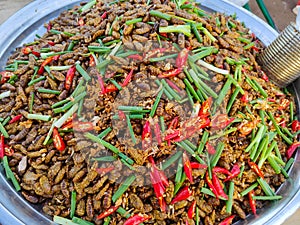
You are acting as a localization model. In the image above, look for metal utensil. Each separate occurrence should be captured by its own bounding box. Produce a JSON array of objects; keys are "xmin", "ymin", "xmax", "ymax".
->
[{"xmin": 258, "ymin": 13, "xmax": 300, "ymax": 87}]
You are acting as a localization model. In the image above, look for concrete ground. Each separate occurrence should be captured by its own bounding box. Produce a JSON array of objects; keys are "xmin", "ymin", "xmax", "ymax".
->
[
  {"xmin": 249, "ymin": 0, "xmax": 297, "ymax": 31},
  {"xmin": 0, "ymin": 0, "xmax": 299, "ymax": 224}
]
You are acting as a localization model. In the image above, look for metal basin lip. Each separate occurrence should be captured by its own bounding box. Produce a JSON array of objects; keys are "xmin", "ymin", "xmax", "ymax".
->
[{"xmin": 0, "ymin": 0, "xmax": 299, "ymax": 224}]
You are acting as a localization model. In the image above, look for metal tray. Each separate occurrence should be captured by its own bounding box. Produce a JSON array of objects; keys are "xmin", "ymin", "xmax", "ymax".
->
[{"xmin": 0, "ymin": 0, "xmax": 299, "ymax": 224}]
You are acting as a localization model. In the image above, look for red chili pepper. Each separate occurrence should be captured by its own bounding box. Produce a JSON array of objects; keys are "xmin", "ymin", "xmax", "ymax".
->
[
  {"xmin": 104, "ymin": 83, "xmax": 118, "ymax": 94},
  {"xmin": 183, "ymin": 151, "xmax": 193, "ymax": 183},
  {"xmin": 224, "ymin": 164, "xmax": 240, "ymax": 182},
  {"xmin": 61, "ymin": 121, "xmax": 73, "ymax": 130},
  {"xmin": 176, "ymin": 48, "xmax": 189, "ymax": 69},
  {"xmin": 205, "ymin": 172, "xmax": 219, "ymax": 199},
  {"xmin": 96, "ymin": 205, "xmax": 119, "ymax": 220},
  {"xmin": 291, "ymin": 120, "xmax": 300, "ymax": 132},
  {"xmin": 9, "ymin": 114, "xmax": 22, "ymax": 124},
  {"xmin": 168, "ymin": 116, "xmax": 179, "ymax": 130},
  {"xmin": 65, "ymin": 66, "xmax": 76, "ymax": 91},
  {"xmin": 213, "ymin": 167, "xmax": 231, "ymax": 176},
  {"xmin": 78, "ymin": 17, "xmax": 85, "ymax": 26},
  {"xmin": 286, "ymin": 142, "xmax": 300, "ymax": 159},
  {"xmin": 0, "ymin": 135, "xmax": 4, "ymax": 159},
  {"xmin": 171, "ymin": 186, "xmax": 192, "ymax": 204},
  {"xmin": 118, "ymin": 110, "xmax": 126, "ymax": 121},
  {"xmin": 121, "ymin": 68, "xmax": 133, "ymax": 87},
  {"xmin": 238, "ymin": 120, "xmax": 258, "ymax": 136},
  {"xmin": 159, "ymin": 170, "xmax": 169, "ymax": 188},
  {"xmin": 101, "ymin": 11, "xmax": 108, "ymax": 19},
  {"xmin": 173, "ymin": 117, "xmax": 210, "ymax": 142},
  {"xmin": 142, "ymin": 120, "xmax": 152, "ymax": 150},
  {"xmin": 211, "ymin": 114, "xmax": 234, "ymax": 130},
  {"xmin": 0, "ymin": 71, "xmax": 14, "ymax": 84},
  {"xmin": 47, "ymin": 22, "xmax": 52, "ymax": 31},
  {"xmin": 199, "ymin": 97, "xmax": 212, "ymax": 118},
  {"xmin": 165, "ymin": 79, "xmax": 181, "ymax": 93},
  {"xmin": 187, "ymin": 200, "xmax": 196, "ymax": 219},
  {"xmin": 164, "ymin": 130, "xmax": 180, "ymax": 141},
  {"xmin": 212, "ymin": 172, "xmax": 228, "ymax": 200},
  {"xmin": 154, "ymin": 121, "xmax": 162, "ymax": 146},
  {"xmin": 160, "ymin": 33, "xmax": 168, "ymax": 38},
  {"xmin": 150, "ymin": 172, "xmax": 165, "ymax": 198},
  {"xmin": 150, "ymin": 169, "xmax": 166, "ymax": 212},
  {"xmin": 128, "ymin": 54, "xmax": 143, "ymax": 61},
  {"xmin": 276, "ymin": 117, "xmax": 286, "ymax": 128},
  {"xmin": 248, "ymin": 190, "xmax": 257, "ymax": 216},
  {"xmin": 22, "ymin": 46, "xmax": 33, "ymax": 55},
  {"xmin": 261, "ymin": 71, "xmax": 269, "ymax": 82},
  {"xmin": 206, "ymin": 142, "xmax": 216, "ymax": 155},
  {"xmin": 4, "ymin": 145, "xmax": 14, "ymax": 156},
  {"xmin": 278, "ymin": 98, "xmax": 290, "ymax": 110},
  {"xmin": 96, "ymin": 166, "xmax": 115, "ymax": 176},
  {"xmin": 144, "ymin": 48, "xmax": 167, "ymax": 61},
  {"xmin": 98, "ymin": 75, "xmax": 106, "ymax": 94},
  {"xmin": 124, "ymin": 214, "xmax": 151, "ymax": 225},
  {"xmin": 53, "ymin": 55, "xmax": 60, "ymax": 61},
  {"xmin": 219, "ymin": 215, "xmax": 235, "ymax": 225},
  {"xmin": 190, "ymin": 162, "xmax": 207, "ymax": 169},
  {"xmin": 251, "ymin": 45, "xmax": 260, "ymax": 52},
  {"xmin": 48, "ymin": 41, "xmax": 55, "ymax": 46},
  {"xmin": 73, "ymin": 121, "xmax": 94, "ymax": 132},
  {"xmin": 248, "ymin": 160, "xmax": 264, "ymax": 178},
  {"xmin": 52, "ymin": 127, "xmax": 66, "ymax": 152},
  {"xmin": 241, "ymin": 91, "xmax": 249, "ymax": 103},
  {"xmin": 89, "ymin": 55, "xmax": 96, "ymax": 67},
  {"xmin": 38, "ymin": 56, "xmax": 54, "ymax": 75},
  {"xmin": 158, "ymin": 68, "xmax": 182, "ymax": 78}
]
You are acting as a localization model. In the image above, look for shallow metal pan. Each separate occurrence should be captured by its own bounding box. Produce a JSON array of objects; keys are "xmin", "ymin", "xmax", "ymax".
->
[{"xmin": 0, "ymin": 0, "xmax": 299, "ymax": 224}]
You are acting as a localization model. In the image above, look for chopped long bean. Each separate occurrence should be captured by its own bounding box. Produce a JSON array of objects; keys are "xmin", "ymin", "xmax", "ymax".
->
[
  {"xmin": 161, "ymin": 151, "xmax": 182, "ymax": 170},
  {"xmin": 226, "ymin": 181, "xmax": 234, "ymax": 213},
  {"xmin": 240, "ymin": 183, "xmax": 259, "ymax": 196},
  {"xmin": 27, "ymin": 114, "xmax": 51, "ymax": 122},
  {"xmin": 112, "ymin": 175, "xmax": 136, "ymax": 202},
  {"xmin": 70, "ymin": 191, "xmax": 76, "ymax": 218}
]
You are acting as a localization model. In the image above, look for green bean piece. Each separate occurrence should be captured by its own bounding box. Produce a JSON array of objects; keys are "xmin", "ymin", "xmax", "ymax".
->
[
  {"xmin": 176, "ymin": 141, "xmax": 206, "ymax": 164},
  {"xmin": 245, "ymin": 125, "xmax": 266, "ymax": 153},
  {"xmin": 257, "ymin": 177, "xmax": 275, "ymax": 196},
  {"xmin": 112, "ymin": 175, "xmax": 136, "ymax": 202},
  {"xmin": 116, "ymin": 207, "xmax": 131, "ymax": 218},
  {"xmin": 199, "ymin": 27, "xmax": 216, "ymax": 42},
  {"xmin": 191, "ymin": 23, "xmax": 203, "ymax": 43},
  {"xmin": 252, "ymin": 195, "xmax": 282, "ymax": 201},
  {"xmin": 2, "ymin": 116, "xmax": 10, "ymax": 127},
  {"xmin": 226, "ymin": 181, "xmax": 234, "ymax": 213},
  {"xmin": 79, "ymin": 0, "xmax": 96, "ymax": 12},
  {"xmin": 70, "ymin": 191, "xmax": 76, "ymax": 218},
  {"xmin": 3, "ymin": 156, "xmax": 21, "ymax": 191},
  {"xmin": 174, "ymin": 173, "xmax": 186, "ymax": 195},
  {"xmin": 159, "ymin": 25, "xmax": 192, "ymax": 37},
  {"xmin": 197, "ymin": 131, "xmax": 209, "ymax": 154},
  {"xmin": 184, "ymin": 78, "xmax": 200, "ymax": 101},
  {"xmin": 126, "ymin": 115, "xmax": 136, "ymax": 144},
  {"xmin": 175, "ymin": 158, "xmax": 183, "ymax": 184},
  {"xmin": 267, "ymin": 112, "xmax": 293, "ymax": 145},
  {"xmin": 210, "ymin": 142, "xmax": 225, "ymax": 168},
  {"xmin": 201, "ymin": 187, "xmax": 216, "ymax": 197},
  {"xmin": 161, "ymin": 151, "xmax": 182, "ymax": 170},
  {"xmin": 267, "ymin": 155, "xmax": 281, "ymax": 174},
  {"xmin": 76, "ymin": 64, "xmax": 91, "ymax": 82},
  {"xmin": 226, "ymin": 87, "xmax": 240, "ymax": 113},
  {"xmin": 37, "ymin": 88, "xmax": 61, "ymax": 95},
  {"xmin": 72, "ymin": 217, "xmax": 94, "ymax": 225},
  {"xmin": 149, "ymin": 53, "xmax": 178, "ymax": 62},
  {"xmin": 103, "ymin": 217, "xmax": 111, "ymax": 225},
  {"xmin": 150, "ymin": 89, "xmax": 164, "ymax": 117},
  {"xmin": 125, "ymin": 17, "xmax": 143, "ymax": 25},
  {"xmin": 92, "ymin": 156, "xmax": 116, "ymax": 162},
  {"xmin": 240, "ymin": 182, "xmax": 259, "ymax": 196},
  {"xmin": 54, "ymin": 216, "xmax": 78, "ymax": 225},
  {"xmin": 27, "ymin": 114, "xmax": 51, "ymax": 122},
  {"xmin": 214, "ymin": 79, "xmax": 232, "ymax": 110},
  {"xmin": 251, "ymin": 79, "xmax": 268, "ymax": 98},
  {"xmin": 149, "ymin": 10, "xmax": 172, "ymax": 20},
  {"xmin": 284, "ymin": 158, "xmax": 294, "ymax": 171}
]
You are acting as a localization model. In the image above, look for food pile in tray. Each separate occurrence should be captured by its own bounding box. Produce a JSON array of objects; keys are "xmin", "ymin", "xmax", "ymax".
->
[{"xmin": 0, "ymin": 0, "xmax": 299, "ymax": 224}]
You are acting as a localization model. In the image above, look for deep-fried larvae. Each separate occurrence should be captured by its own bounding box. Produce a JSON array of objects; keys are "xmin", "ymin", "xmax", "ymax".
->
[{"xmin": 86, "ymin": 195, "xmax": 94, "ymax": 219}]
